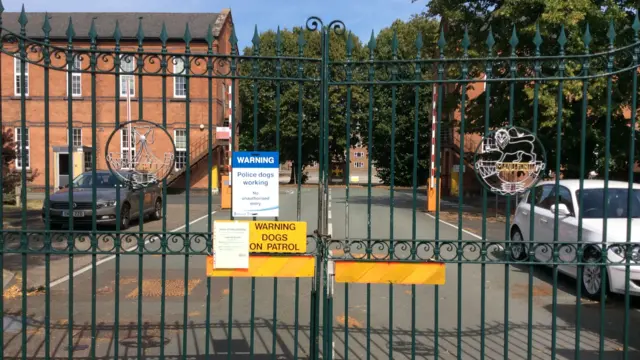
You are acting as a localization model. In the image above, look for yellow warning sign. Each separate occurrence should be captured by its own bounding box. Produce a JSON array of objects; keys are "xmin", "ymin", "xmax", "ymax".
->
[
  {"xmin": 214, "ymin": 220, "xmax": 307, "ymax": 253},
  {"xmin": 206, "ymin": 255, "xmax": 315, "ymax": 278},
  {"xmin": 334, "ymin": 261, "xmax": 446, "ymax": 285}
]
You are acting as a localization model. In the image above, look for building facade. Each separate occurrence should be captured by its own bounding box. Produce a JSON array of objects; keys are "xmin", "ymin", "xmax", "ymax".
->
[{"xmin": 1, "ymin": 10, "xmax": 237, "ymax": 193}]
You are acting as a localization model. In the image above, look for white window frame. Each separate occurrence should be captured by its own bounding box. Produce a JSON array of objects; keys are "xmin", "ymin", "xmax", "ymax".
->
[
  {"xmin": 68, "ymin": 128, "xmax": 82, "ymax": 148},
  {"xmin": 120, "ymin": 127, "xmax": 136, "ymax": 169},
  {"xmin": 119, "ymin": 55, "xmax": 135, "ymax": 97},
  {"xmin": 173, "ymin": 57, "xmax": 187, "ymax": 98},
  {"xmin": 14, "ymin": 57, "xmax": 29, "ymax": 96},
  {"xmin": 353, "ymin": 151, "xmax": 364, "ymax": 158},
  {"xmin": 14, "ymin": 127, "xmax": 30, "ymax": 169},
  {"xmin": 66, "ymin": 56, "xmax": 82, "ymax": 97},
  {"xmin": 174, "ymin": 129, "xmax": 187, "ymax": 170},
  {"xmin": 354, "ymin": 162, "xmax": 364, "ymax": 169}
]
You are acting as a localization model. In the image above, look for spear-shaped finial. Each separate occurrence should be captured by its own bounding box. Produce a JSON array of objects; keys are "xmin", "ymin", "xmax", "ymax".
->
[{"xmin": 160, "ymin": 22, "xmax": 168, "ymax": 45}]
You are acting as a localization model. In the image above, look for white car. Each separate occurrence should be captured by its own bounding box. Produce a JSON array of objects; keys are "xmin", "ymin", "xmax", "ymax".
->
[{"xmin": 510, "ymin": 179, "xmax": 640, "ymax": 299}]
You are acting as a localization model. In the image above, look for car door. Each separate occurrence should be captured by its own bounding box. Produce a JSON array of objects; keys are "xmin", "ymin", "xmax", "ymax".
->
[
  {"xmin": 514, "ymin": 187, "xmax": 535, "ymax": 242},
  {"xmin": 128, "ymin": 187, "xmax": 144, "ymax": 219},
  {"xmin": 533, "ymin": 184, "xmax": 555, "ymax": 262},
  {"xmin": 555, "ymin": 185, "xmax": 580, "ymax": 276}
]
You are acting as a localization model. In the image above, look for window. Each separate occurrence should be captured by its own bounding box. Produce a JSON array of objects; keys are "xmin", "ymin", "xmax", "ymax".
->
[
  {"xmin": 354, "ymin": 162, "xmax": 364, "ymax": 168},
  {"xmin": 14, "ymin": 57, "xmax": 29, "ymax": 96},
  {"xmin": 537, "ymin": 185, "xmax": 575, "ymax": 215},
  {"xmin": 119, "ymin": 55, "xmax": 135, "ymax": 97},
  {"xmin": 121, "ymin": 127, "xmax": 135, "ymax": 169},
  {"xmin": 84, "ymin": 151, "xmax": 92, "ymax": 171},
  {"xmin": 174, "ymin": 129, "xmax": 187, "ymax": 170},
  {"xmin": 174, "ymin": 57, "xmax": 187, "ymax": 98},
  {"xmin": 67, "ymin": 56, "xmax": 82, "ymax": 97},
  {"xmin": 68, "ymin": 128, "xmax": 82, "ymax": 147},
  {"xmin": 576, "ymin": 188, "xmax": 640, "ymax": 219},
  {"xmin": 14, "ymin": 127, "xmax": 30, "ymax": 169},
  {"xmin": 353, "ymin": 152, "xmax": 365, "ymax": 158}
]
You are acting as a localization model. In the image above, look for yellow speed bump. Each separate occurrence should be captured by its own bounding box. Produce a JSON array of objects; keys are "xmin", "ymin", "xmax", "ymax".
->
[
  {"xmin": 206, "ymin": 255, "xmax": 315, "ymax": 278},
  {"xmin": 334, "ymin": 261, "xmax": 446, "ymax": 285}
]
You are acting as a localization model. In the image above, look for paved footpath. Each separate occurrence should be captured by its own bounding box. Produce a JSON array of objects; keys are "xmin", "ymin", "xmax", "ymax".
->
[{"xmin": 2, "ymin": 187, "xmax": 640, "ymax": 359}]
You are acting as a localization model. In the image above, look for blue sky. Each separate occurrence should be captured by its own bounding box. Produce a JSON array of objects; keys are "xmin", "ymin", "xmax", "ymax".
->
[{"xmin": 1, "ymin": 0, "xmax": 427, "ymax": 49}]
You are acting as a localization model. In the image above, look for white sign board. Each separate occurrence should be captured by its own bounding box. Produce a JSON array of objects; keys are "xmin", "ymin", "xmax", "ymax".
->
[
  {"xmin": 213, "ymin": 221, "xmax": 250, "ymax": 269},
  {"xmin": 231, "ymin": 151, "xmax": 279, "ymax": 217}
]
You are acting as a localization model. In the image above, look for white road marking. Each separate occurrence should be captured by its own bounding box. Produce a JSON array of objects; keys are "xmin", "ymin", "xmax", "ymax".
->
[
  {"xmin": 49, "ymin": 210, "xmax": 218, "ymax": 288},
  {"xmin": 424, "ymin": 213, "xmax": 483, "ymax": 240},
  {"xmin": 396, "ymin": 192, "xmax": 483, "ymax": 240}
]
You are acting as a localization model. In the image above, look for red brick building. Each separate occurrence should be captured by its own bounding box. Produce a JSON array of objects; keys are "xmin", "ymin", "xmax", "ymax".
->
[{"xmin": 1, "ymin": 10, "xmax": 238, "ymax": 192}]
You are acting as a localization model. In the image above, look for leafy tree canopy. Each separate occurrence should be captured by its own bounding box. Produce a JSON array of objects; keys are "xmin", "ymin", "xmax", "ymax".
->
[{"xmin": 419, "ymin": 0, "xmax": 640, "ymax": 180}]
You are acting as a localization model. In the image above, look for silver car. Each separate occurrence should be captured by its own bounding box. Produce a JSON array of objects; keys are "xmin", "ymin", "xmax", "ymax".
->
[{"xmin": 42, "ymin": 170, "xmax": 163, "ymax": 230}]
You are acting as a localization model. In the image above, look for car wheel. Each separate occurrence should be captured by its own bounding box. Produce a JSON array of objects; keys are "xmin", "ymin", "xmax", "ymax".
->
[
  {"xmin": 581, "ymin": 261, "xmax": 608, "ymax": 301},
  {"xmin": 150, "ymin": 198, "xmax": 162, "ymax": 221},
  {"xmin": 510, "ymin": 228, "xmax": 527, "ymax": 261},
  {"xmin": 120, "ymin": 204, "xmax": 131, "ymax": 230}
]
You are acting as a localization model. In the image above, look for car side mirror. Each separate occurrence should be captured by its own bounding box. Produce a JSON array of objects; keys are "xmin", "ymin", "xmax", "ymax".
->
[{"xmin": 551, "ymin": 203, "xmax": 571, "ymax": 217}]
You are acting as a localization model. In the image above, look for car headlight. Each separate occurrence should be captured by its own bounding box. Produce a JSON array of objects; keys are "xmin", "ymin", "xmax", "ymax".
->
[
  {"xmin": 632, "ymin": 246, "xmax": 640, "ymax": 263},
  {"xmin": 96, "ymin": 200, "xmax": 117, "ymax": 208},
  {"xmin": 611, "ymin": 245, "xmax": 640, "ymax": 263}
]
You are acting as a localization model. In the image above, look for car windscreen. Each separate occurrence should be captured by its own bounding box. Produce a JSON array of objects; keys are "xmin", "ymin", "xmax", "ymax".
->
[
  {"xmin": 575, "ymin": 188, "xmax": 640, "ymax": 218},
  {"xmin": 72, "ymin": 173, "xmax": 118, "ymax": 188}
]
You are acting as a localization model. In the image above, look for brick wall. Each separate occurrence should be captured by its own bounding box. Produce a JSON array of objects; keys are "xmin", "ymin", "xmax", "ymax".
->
[{"xmin": 1, "ymin": 20, "xmax": 237, "ymax": 190}]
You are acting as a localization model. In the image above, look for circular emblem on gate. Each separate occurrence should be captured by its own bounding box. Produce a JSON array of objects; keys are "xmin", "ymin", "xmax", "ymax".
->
[
  {"xmin": 104, "ymin": 120, "xmax": 176, "ymax": 188},
  {"xmin": 472, "ymin": 126, "xmax": 546, "ymax": 195}
]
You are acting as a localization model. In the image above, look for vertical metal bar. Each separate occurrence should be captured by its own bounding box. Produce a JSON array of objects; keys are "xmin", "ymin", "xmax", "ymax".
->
[
  {"xmin": 205, "ymin": 31, "xmax": 214, "ymax": 360},
  {"xmin": 480, "ymin": 43, "xmax": 493, "ymax": 360},
  {"xmin": 343, "ymin": 32, "xmax": 353, "ymax": 360},
  {"xmin": 623, "ymin": 22, "xmax": 639, "ymax": 360},
  {"xmin": 227, "ymin": 277, "xmax": 234, "ymax": 360},
  {"xmin": 183, "ymin": 45, "xmax": 192, "ymax": 360},
  {"xmin": 504, "ymin": 30, "xmax": 518, "ymax": 358},
  {"xmin": 366, "ymin": 32, "xmax": 375, "ymax": 360},
  {"xmin": 65, "ymin": 30, "xmax": 75, "ymax": 360},
  {"xmin": 272, "ymin": 30, "xmax": 282, "ymax": 359},
  {"xmin": 160, "ymin": 40, "xmax": 168, "ymax": 360},
  {"xmin": 42, "ymin": 19, "xmax": 51, "ymax": 360},
  {"xmin": 551, "ymin": 32, "xmax": 566, "ymax": 360},
  {"xmin": 575, "ymin": 29, "xmax": 590, "ymax": 360},
  {"xmin": 18, "ymin": 16, "xmax": 28, "ymax": 360},
  {"xmin": 249, "ymin": 33, "xmax": 260, "ymax": 359},
  {"xmin": 294, "ymin": 30, "xmax": 305, "ymax": 360},
  {"xmin": 528, "ymin": 25, "xmax": 542, "ymax": 360},
  {"xmin": 600, "ymin": 27, "xmax": 615, "ymax": 360},
  {"xmin": 90, "ymin": 38, "xmax": 98, "ymax": 360},
  {"xmin": 228, "ymin": 34, "xmax": 238, "ymax": 360},
  {"xmin": 456, "ymin": 32, "xmax": 468, "ymax": 359},
  {"xmin": 389, "ymin": 32, "xmax": 398, "ymax": 360},
  {"xmin": 113, "ymin": 40, "xmax": 122, "ymax": 360},
  {"xmin": 411, "ymin": 33, "xmax": 423, "ymax": 360},
  {"xmin": 136, "ymin": 44, "xmax": 145, "ymax": 360},
  {"xmin": 434, "ymin": 36, "xmax": 445, "ymax": 360}
]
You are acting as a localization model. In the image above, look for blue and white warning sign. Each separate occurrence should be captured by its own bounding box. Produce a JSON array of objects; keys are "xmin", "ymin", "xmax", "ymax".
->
[{"xmin": 231, "ymin": 151, "xmax": 280, "ymax": 217}]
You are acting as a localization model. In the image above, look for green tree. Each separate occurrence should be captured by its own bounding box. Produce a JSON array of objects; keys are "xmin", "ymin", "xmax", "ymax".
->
[
  {"xmin": 359, "ymin": 17, "xmax": 441, "ymax": 186},
  {"xmin": 420, "ymin": 0, "xmax": 640, "ymax": 180},
  {"xmin": 238, "ymin": 27, "xmax": 368, "ymax": 183}
]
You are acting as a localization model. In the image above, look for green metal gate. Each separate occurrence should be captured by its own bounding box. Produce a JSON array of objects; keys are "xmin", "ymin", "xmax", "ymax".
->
[{"xmin": 2, "ymin": 3, "xmax": 640, "ymax": 359}]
